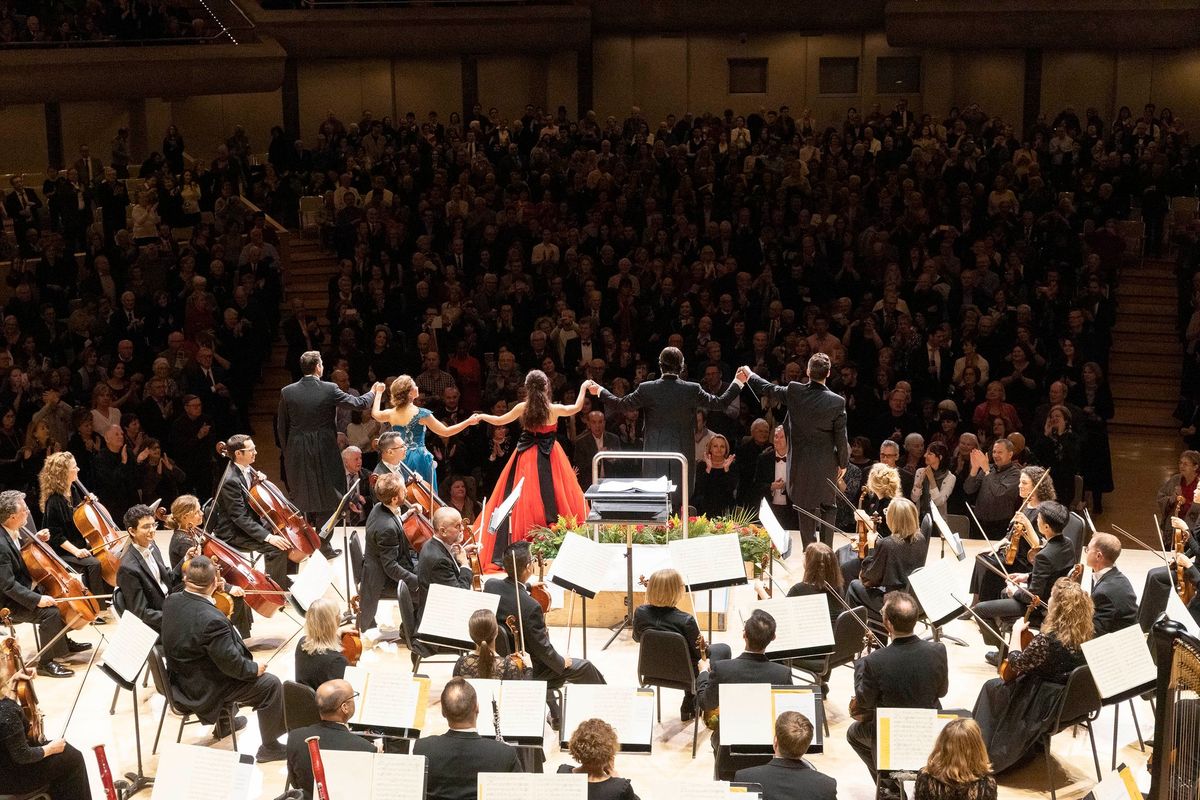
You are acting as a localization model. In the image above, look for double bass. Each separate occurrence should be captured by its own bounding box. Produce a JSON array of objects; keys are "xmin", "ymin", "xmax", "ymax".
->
[
  {"xmin": 154, "ymin": 507, "xmax": 286, "ymax": 618},
  {"xmin": 71, "ymin": 482, "xmax": 126, "ymax": 587}
]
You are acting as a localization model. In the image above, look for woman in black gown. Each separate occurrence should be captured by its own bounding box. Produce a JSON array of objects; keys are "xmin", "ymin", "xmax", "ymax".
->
[
  {"xmin": 968, "ymin": 465, "xmax": 1055, "ymax": 605},
  {"xmin": 971, "ymin": 577, "xmax": 1093, "ymax": 772},
  {"xmin": 557, "ymin": 718, "xmax": 641, "ymax": 799},
  {"xmin": 0, "ymin": 665, "xmax": 92, "ymax": 800},
  {"xmin": 838, "ymin": 462, "xmax": 900, "ymax": 584},
  {"xmin": 294, "ymin": 597, "xmax": 350, "ymax": 691}
]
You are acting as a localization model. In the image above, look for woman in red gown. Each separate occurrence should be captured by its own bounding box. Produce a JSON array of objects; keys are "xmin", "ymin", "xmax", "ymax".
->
[{"xmin": 475, "ymin": 371, "xmax": 594, "ymax": 570}]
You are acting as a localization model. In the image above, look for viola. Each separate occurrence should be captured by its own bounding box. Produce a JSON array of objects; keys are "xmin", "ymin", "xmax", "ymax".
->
[
  {"xmin": 529, "ymin": 581, "xmax": 551, "ymax": 613},
  {"xmin": 155, "ymin": 507, "xmax": 286, "ymax": 618},
  {"xmin": 998, "ymin": 602, "xmax": 1038, "ymax": 682},
  {"xmin": 504, "ymin": 613, "xmax": 526, "ymax": 670},
  {"xmin": 18, "ymin": 528, "xmax": 99, "ymax": 630},
  {"xmin": 342, "ymin": 596, "xmax": 363, "ymax": 666},
  {"xmin": 1173, "ymin": 495, "xmax": 1197, "ymax": 605},
  {"xmin": 1, "ymin": 608, "xmax": 43, "ymax": 745},
  {"xmin": 71, "ymin": 483, "xmax": 126, "ymax": 587}
]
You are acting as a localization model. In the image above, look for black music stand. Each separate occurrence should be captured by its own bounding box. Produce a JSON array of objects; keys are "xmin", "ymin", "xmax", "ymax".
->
[
  {"xmin": 99, "ymin": 662, "xmax": 153, "ymax": 798},
  {"xmin": 585, "ymin": 481, "xmax": 672, "ymax": 652},
  {"xmin": 320, "ymin": 478, "xmax": 361, "ymax": 613}
]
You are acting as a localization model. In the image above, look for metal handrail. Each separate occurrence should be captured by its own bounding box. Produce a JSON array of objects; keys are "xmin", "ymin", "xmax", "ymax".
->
[{"xmin": 590, "ymin": 450, "xmax": 690, "ymax": 539}]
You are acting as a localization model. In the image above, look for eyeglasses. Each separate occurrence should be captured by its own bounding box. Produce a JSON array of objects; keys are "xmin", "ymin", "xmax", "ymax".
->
[{"xmin": 341, "ymin": 692, "xmax": 360, "ymax": 705}]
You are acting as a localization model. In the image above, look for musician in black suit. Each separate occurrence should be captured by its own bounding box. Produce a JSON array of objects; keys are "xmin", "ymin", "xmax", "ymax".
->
[
  {"xmin": 358, "ymin": 473, "xmax": 418, "ymax": 630},
  {"xmin": 416, "ymin": 506, "xmax": 475, "ymax": 605},
  {"xmin": 755, "ymin": 425, "xmax": 800, "ymax": 532},
  {"xmin": 412, "ymin": 677, "xmax": 522, "ymax": 800},
  {"xmin": 286, "ymin": 679, "xmax": 375, "ymax": 800},
  {"xmin": 745, "ymin": 353, "xmax": 850, "ymax": 548},
  {"xmin": 733, "ymin": 711, "xmax": 838, "ymax": 800},
  {"xmin": 0, "ymin": 490, "xmax": 83, "ymax": 677},
  {"xmin": 484, "ymin": 541, "xmax": 605, "ymax": 728},
  {"xmin": 161, "ymin": 556, "xmax": 286, "ymax": 762},
  {"xmin": 371, "ymin": 431, "xmax": 408, "ymax": 502},
  {"xmin": 209, "ymin": 435, "xmax": 291, "ymax": 587},
  {"xmin": 592, "ymin": 347, "xmax": 744, "ymax": 508},
  {"xmin": 973, "ymin": 501, "xmax": 1077, "ymax": 664},
  {"xmin": 847, "ymin": 592, "xmax": 948, "ymax": 788},
  {"xmin": 1086, "ymin": 532, "xmax": 1139, "ymax": 636},
  {"xmin": 115, "ymin": 504, "xmax": 196, "ymax": 633},
  {"xmin": 698, "ymin": 609, "xmax": 793, "ymax": 779}
]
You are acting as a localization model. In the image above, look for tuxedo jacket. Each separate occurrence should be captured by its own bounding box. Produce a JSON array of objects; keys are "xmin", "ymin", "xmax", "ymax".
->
[
  {"xmin": 416, "ymin": 537, "xmax": 473, "ymax": 602},
  {"xmin": 362, "ymin": 503, "xmax": 419, "ymax": 599},
  {"xmin": 116, "ymin": 542, "xmax": 183, "ymax": 632},
  {"xmin": 211, "ymin": 466, "xmax": 272, "ymax": 548},
  {"xmin": 160, "ymin": 590, "xmax": 258, "ymax": 717},
  {"xmin": 698, "ymin": 652, "xmax": 792, "ymax": 712},
  {"xmin": 572, "ymin": 429, "xmax": 620, "ymax": 479},
  {"xmin": 286, "ymin": 721, "xmax": 375, "ymax": 800},
  {"xmin": 853, "ymin": 635, "xmax": 947, "ymax": 724},
  {"xmin": 484, "ymin": 576, "xmax": 565, "ymax": 678},
  {"xmin": 412, "ymin": 730, "xmax": 521, "ymax": 800},
  {"xmin": 0, "ymin": 528, "xmax": 41, "ymax": 611},
  {"xmin": 1091, "ymin": 566, "xmax": 1138, "ymax": 636},
  {"xmin": 734, "ymin": 758, "xmax": 837, "ymax": 800}
]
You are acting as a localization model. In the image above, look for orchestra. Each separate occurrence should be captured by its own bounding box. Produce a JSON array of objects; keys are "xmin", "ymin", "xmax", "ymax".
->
[{"xmin": 1, "ymin": 368, "xmax": 1195, "ymax": 800}]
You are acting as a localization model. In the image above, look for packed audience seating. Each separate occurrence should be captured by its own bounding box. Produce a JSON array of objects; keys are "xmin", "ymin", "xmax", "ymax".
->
[
  {"xmin": 0, "ymin": 0, "xmax": 218, "ymax": 44},
  {"xmin": 2, "ymin": 98, "xmax": 1190, "ymax": 529}
]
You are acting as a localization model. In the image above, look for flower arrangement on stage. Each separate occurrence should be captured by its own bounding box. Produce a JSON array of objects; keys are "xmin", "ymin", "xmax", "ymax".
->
[{"xmin": 527, "ymin": 507, "xmax": 775, "ymax": 569}]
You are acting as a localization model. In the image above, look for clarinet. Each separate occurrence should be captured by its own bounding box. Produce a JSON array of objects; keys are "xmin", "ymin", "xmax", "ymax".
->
[
  {"xmin": 492, "ymin": 696, "xmax": 503, "ymax": 742},
  {"xmin": 93, "ymin": 744, "xmax": 119, "ymax": 800},
  {"xmin": 307, "ymin": 736, "xmax": 332, "ymax": 800}
]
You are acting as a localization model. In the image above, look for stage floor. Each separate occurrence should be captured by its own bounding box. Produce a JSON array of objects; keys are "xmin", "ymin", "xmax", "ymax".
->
[{"xmin": 23, "ymin": 530, "xmax": 1164, "ymax": 800}]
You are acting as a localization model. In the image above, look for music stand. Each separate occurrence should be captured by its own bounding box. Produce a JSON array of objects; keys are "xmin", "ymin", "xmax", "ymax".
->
[
  {"xmin": 99, "ymin": 660, "xmax": 153, "ymax": 797},
  {"xmin": 321, "ymin": 478, "xmax": 361, "ymax": 612},
  {"xmin": 584, "ymin": 452, "xmax": 686, "ymax": 651}
]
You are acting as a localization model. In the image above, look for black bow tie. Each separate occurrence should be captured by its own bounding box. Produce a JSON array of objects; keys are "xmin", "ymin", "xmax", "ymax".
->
[{"xmin": 776, "ymin": 456, "xmax": 787, "ymax": 462}]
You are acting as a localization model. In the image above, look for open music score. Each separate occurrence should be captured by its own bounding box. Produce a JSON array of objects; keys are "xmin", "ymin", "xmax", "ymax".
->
[
  {"xmin": 465, "ymin": 678, "xmax": 548, "ymax": 744},
  {"xmin": 320, "ymin": 750, "xmax": 426, "ymax": 800},
  {"xmin": 416, "ymin": 583, "xmax": 500, "ymax": 649},
  {"xmin": 560, "ymin": 685, "xmax": 656, "ymax": 752},
  {"xmin": 545, "ymin": 532, "xmax": 619, "ymax": 599},
  {"xmin": 99, "ymin": 610, "xmax": 158, "ymax": 684},
  {"xmin": 1088, "ymin": 763, "xmax": 1142, "ymax": 800},
  {"xmin": 150, "ymin": 744, "xmax": 255, "ymax": 800},
  {"xmin": 288, "ymin": 549, "xmax": 332, "ymax": 610},
  {"xmin": 478, "ymin": 771, "xmax": 587, "ymax": 800},
  {"xmin": 677, "ymin": 780, "xmax": 763, "ymax": 799},
  {"xmin": 929, "ymin": 503, "xmax": 966, "ymax": 561},
  {"xmin": 741, "ymin": 594, "xmax": 834, "ymax": 659},
  {"xmin": 757, "ymin": 500, "xmax": 791, "ymax": 553},
  {"xmin": 907, "ymin": 560, "xmax": 966, "ymax": 627},
  {"xmin": 668, "ymin": 533, "xmax": 748, "ymax": 592},
  {"xmin": 876, "ymin": 708, "xmax": 968, "ymax": 771},
  {"xmin": 1081, "ymin": 624, "xmax": 1158, "ymax": 700},
  {"xmin": 344, "ymin": 666, "xmax": 430, "ymax": 735},
  {"xmin": 719, "ymin": 683, "xmax": 824, "ymax": 754}
]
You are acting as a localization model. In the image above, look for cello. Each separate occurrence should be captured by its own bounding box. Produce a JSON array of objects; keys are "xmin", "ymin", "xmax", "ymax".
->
[
  {"xmin": 216, "ymin": 442, "xmax": 322, "ymax": 563},
  {"xmin": 154, "ymin": 507, "xmax": 286, "ymax": 618},
  {"xmin": 18, "ymin": 526, "xmax": 100, "ymax": 630},
  {"xmin": 70, "ymin": 481, "xmax": 126, "ymax": 587}
]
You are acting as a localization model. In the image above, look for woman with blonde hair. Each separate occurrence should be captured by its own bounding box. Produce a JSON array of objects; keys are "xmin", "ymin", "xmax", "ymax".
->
[
  {"xmin": 40, "ymin": 451, "xmax": 108, "ymax": 606},
  {"xmin": 693, "ymin": 433, "xmax": 737, "ymax": 517},
  {"xmin": 633, "ymin": 568, "xmax": 705, "ymax": 721},
  {"xmin": 557, "ymin": 718, "xmax": 641, "ymax": 799},
  {"xmin": 914, "ymin": 718, "xmax": 997, "ymax": 800},
  {"xmin": 294, "ymin": 597, "xmax": 351, "ymax": 690},
  {"xmin": 371, "ymin": 374, "xmax": 479, "ymax": 490},
  {"xmin": 837, "ymin": 461, "xmax": 901, "ymax": 584},
  {"xmin": 846, "ymin": 497, "xmax": 927, "ymax": 638},
  {"xmin": 972, "ymin": 577, "xmax": 1094, "ymax": 772},
  {"xmin": 0, "ymin": 659, "xmax": 92, "ymax": 798}
]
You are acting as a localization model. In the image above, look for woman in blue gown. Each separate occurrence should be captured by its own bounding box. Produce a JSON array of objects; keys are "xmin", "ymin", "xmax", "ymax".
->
[{"xmin": 371, "ymin": 375, "xmax": 478, "ymax": 489}]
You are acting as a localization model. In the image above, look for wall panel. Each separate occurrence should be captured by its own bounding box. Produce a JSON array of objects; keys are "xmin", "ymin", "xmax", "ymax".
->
[
  {"xmin": 393, "ymin": 57, "xmax": 461, "ymax": 120},
  {"xmin": 0, "ymin": 104, "xmax": 48, "ymax": 173}
]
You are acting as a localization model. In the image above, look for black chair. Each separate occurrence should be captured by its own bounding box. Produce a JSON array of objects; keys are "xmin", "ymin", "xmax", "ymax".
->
[
  {"xmin": 636, "ymin": 629, "xmax": 700, "ymax": 757},
  {"xmin": 0, "ymin": 790, "xmax": 51, "ymax": 800},
  {"xmin": 347, "ymin": 529, "xmax": 364, "ymax": 586},
  {"xmin": 146, "ymin": 644, "xmax": 240, "ymax": 754},
  {"xmin": 1042, "ymin": 664, "xmax": 1103, "ymax": 800},
  {"xmin": 790, "ymin": 606, "xmax": 869, "ymax": 735},
  {"xmin": 395, "ymin": 582, "xmax": 458, "ymax": 673},
  {"xmin": 1063, "ymin": 512, "xmax": 1086, "ymax": 563},
  {"xmin": 283, "ymin": 679, "xmax": 320, "ymax": 731}
]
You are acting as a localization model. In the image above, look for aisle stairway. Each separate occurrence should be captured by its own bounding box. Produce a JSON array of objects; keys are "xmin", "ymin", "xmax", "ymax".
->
[{"xmin": 1109, "ymin": 258, "xmax": 1182, "ymax": 437}]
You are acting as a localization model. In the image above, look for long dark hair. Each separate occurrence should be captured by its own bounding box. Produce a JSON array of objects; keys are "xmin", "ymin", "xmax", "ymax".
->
[
  {"xmin": 469, "ymin": 609, "xmax": 499, "ymax": 679},
  {"xmin": 520, "ymin": 370, "xmax": 552, "ymax": 428}
]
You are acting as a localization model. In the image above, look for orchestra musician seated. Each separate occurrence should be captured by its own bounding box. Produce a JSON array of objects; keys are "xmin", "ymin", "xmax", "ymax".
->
[
  {"xmin": 913, "ymin": 718, "xmax": 997, "ymax": 800},
  {"xmin": 846, "ymin": 591, "xmax": 948, "ymax": 796},
  {"xmin": 1084, "ymin": 532, "xmax": 1138, "ymax": 636},
  {"xmin": 371, "ymin": 431, "xmax": 409, "ymax": 499},
  {"xmin": 1153, "ymin": 508, "xmax": 1200, "ymax": 621},
  {"xmin": 285, "ymin": 678, "xmax": 375, "ymax": 800},
  {"xmin": 838, "ymin": 463, "xmax": 901, "ymax": 585},
  {"xmin": 972, "ymin": 578, "xmax": 1094, "ymax": 773},
  {"xmin": 358, "ymin": 472, "xmax": 418, "ymax": 631},
  {"xmin": 732, "ymin": 711, "xmax": 837, "ymax": 800},
  {"xmin": 39, "ymin": 452, "xmax": 108, "ymax": 617},
  {"xmin": 556, "ymin": 718, "xmax": 642, "ymax": 800},
  {"xmin": 632, "ymin": 568, "xmax": 703, "ymax": 722},
  {"xmin": 210, "ymin": 435, "xmax": 292, "ymax": 588},
  {"xmin": 167, "ymin": 495, "xmax": 253, "ymax": 639},
  {"xmin": 454, "ymin": 608, "xmax": 531, "ymax": 681},
  {"xmin": 294, "ymin": 597, "xmax": 352, "ymax": 691},
  {"xmin": 972, "ymin": 500, "xmax": 1076, "ymax": 665},
  {"xmin": 485, "ymin": 541, "xmax": 606, "ymax": 730},
  {"xmin": 0, "ymin": 489, "xmax": 88, "ymax": 677},
  {"xmin": 968, "ymin": 466, "xmax": 1055, "ymax": 606},
  {"xmin": 416, "ymin": 506, "xmax": 476, "ymax": 602},
  {"xmin": 0, "ymin": 661, "xmax": 92, "ymax": 800},
  {"xmin": 160, "ymin": 556, "xmax": 287, "ymax": 761},
  {"xmin": 697, "ymin": 609, "xmax": 793, "ymax": 780},
  {"xmin": 115, "ymin": 503, "xmax": 197, "ymax": 633},
  {"xmin": 412, "ymin": 677, "xmax": 523, "ymax": 800},
  {"xmin": 846, "ymin": 497, "xmax": 927, "ymax": 641}
]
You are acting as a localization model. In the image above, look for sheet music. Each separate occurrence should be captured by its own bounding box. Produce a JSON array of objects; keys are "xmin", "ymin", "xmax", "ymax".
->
[
  {"xmin": 929, "ymin": 503, "xmax": 966, "ymax": 560},
  {"xmin": 1090, "ymin": 764, "xmax": 1141, "ymax": 800},
  {"xmin": 546, "ymin": 532, "xmax": 619, "ymax": 597},
  {"xmin": 876, "ymin": 708, "xmax": 959, "ymax": 771},
  {"xmin": 478, "ymin": 772, "xmax": 588, "ymax": 800},
  {"xmin": 594, "ymin": 477, "xmax": 675, "ymax": 493},
  {"xmin": 668, "ymin": 534, "xmax": 747, "ymax": 590},
  {"xmin": 718, "ymin": 683, "xmax": 773, "ymax": 745},
  {"xmin": 561, "ymin": 685, "xmax": 654, "ymax": 750},
  {"xmin": 289, "ymin": 549, "xmax": 331, "ymax": 610},
  {"xmin": 465, "ymin": 679, "xmax": 547, "ymax": 740},
  {"xmin": 596, "ymin": 544, "xmax": 675, "ymax": 592},
  {"xmin": 1081, "ymin": 624, "xmax": 1158, "ymax": 699},
  {"xmin": 758, "ymin": 499, "xmax": 790, "ymax": 552},
  {"xmin": 907, "ymin": 560, "xmax": 965, "ymax": 625},
  {"xmin": 151, "ymin": 744, "xmax": 254, "ymax": 800},
  {"xmin": 771, "ymin": 687, "xmax": 819, "ymax": 739},
  {"xmin": 490, "ymin": 477, "xmax": 525, "ymax": 532},
  {"xmin": 101, "ymin": 610, "xmax": 158, "ymax": 684},
  {"xmin": 321, "ymin": 751, "xmax": 374, "ymax": 798},
  {"xmin": 321, "ymin": 751, "xmax": 424, "ymax": 800},
  {"xmin": 674, "ymin": 782, "xmax": 733, "ymax": 800},
  {"xmin": 1166, "ymin": 588, "xmax": 1200, "ymax": 639},
  {"xmin": 417, "ymin": 583, "xmax": 500, "ymax": 645},
  {"xmin": 355, "ymin": 671, "xmax": 427, "ymax": 730},
  {"xmin": 742, "ymin": 594, "xmax": 834, "ymax": 656}
]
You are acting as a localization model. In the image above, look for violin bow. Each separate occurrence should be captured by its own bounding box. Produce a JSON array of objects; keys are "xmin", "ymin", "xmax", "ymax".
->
[
  {"xmin": 964, "ymin": 502, "xmax": 1012, "ymax": 576},
  {"xmin": 972, "ymin": 556, "xmax": 1047, "ymax": 609},
  {"xmin": 793, "ymin": 505, "xmax": 857, "ymax": 543},
  {"xmin": 949, "ymin": 593, "xmax": 1010, "ymax": 647},
  {"xmin": 1110, "ymin": 524, "xmax": 1171, "ymax": 567},
  {"xmin": 823, "ymin": 581, "xmax": 885, "ymax": 649}
]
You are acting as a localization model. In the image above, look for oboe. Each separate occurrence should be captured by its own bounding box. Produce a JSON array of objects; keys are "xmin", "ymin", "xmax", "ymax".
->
[
  {"xmin": 93, "ymin": 744, "xmax": 119, "ymax": 800},
  {"xmin": 492, "ymin": 697, "xmax": 503, "ymax": 742},
  {"xmin": 306, "ymin": 736, "xmax": 332, "ymax": 800}
]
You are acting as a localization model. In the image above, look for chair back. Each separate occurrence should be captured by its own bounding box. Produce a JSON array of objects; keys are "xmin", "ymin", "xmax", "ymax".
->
[
  {"xmin": 636, "ymin": 630, "xmax": 696, "ymax": 693},
  {"xmin": 110, "ymin": 587, "xmax": 126, "ymax": 616},
  {"xmin": 1053, "ymin": 665, "xmax": 1102, "ymax": 732},
  {"xmin": 395, "ymin": 582, "xmax": 428, "ymax": 657},
  {"xmin": 829, "ymin": 606, "xmax": 871, "ymax": 671},
  {"xmin": 943, "ymin": 514, "xmax": 971, "ymax": 539},
  {"xmin": 147, "ymin": 644, "xmax": 185, "ymax": 715},
  {"xmin": 348, "ymin": 530, "xmax": 364, "ymax": 586},
  {"xmin": 1063, "ymin": 512, "xmax": 1086, "ymax": 562},
  {"xmin": 283, "ymin": 680, "xmax": 320, "ymax": 732}
]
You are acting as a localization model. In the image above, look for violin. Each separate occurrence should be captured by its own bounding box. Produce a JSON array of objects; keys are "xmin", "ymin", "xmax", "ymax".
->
[
  {"xmin": 1, "ymin": 608, "xmax": 43, "ymax": 745},
  {"xmin": 18, "ymin": 527, "xmax": 99, "ymax": 630},
  {"xmin": 71, "ymin": 482, "xmax": 126, "ymax": 587},
  {"xmin": 504, "ymin": 614, "xmax": 526, "ymax": 671},
  {"xmin": 215, "ymin": 442, "xmax": 322, "ymax": 563},
  {"xmin": 1173, "ymin": 495, "xmax": 1197, "ymax": 605},
  {"xmin": 155, "ymin": 507, "xmax": 286, "ymax": 618},
  {"xmin": 855, "ymin": 486, "xmax": 870, "ymax": 559},
  {"xmin": 342, "ymin": 596, "xmax": 363, "ymax": 666},
  {"xmin": 528, "ymin": 581, "xmax": 551, "ymax": 613}
]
